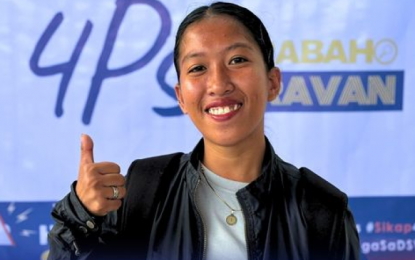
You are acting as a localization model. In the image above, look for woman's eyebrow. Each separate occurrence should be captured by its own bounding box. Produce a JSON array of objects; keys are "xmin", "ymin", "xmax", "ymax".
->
[
  {"xmin": 225, "ymin": 42, "xmax": 254, "ymax": 52},
  {"xmin": 181, "ymin": 52, "xmax": 205, "ymax": 65},
  {"xmin": 181, "ymin": 42, "xmax": 254, "ymax": 65}
]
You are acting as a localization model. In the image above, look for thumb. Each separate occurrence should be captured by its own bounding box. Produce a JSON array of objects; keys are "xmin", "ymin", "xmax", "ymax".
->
[{"xmin": 80, "ymin": 134, "xmax": 94, "ymax": 164}]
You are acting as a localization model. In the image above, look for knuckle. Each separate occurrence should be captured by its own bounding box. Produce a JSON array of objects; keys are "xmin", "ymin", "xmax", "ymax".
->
[
  {"xmin": 116, "ymin": 176, "xmax": 126, "ymax": 186},
  {"xmin": 103, "ymin": 161, "xmax": 120, "ymax": 172}
]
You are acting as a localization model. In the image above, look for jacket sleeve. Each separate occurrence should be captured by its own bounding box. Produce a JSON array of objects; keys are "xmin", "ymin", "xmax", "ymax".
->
[{"xmin": 47, "ymin": 182, "xmax": 117, "ymax": 260}]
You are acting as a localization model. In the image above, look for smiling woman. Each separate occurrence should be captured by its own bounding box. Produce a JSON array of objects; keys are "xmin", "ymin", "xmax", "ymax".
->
[
  {"xmin": 47, "ymin": 2, "xmax": 360, "ymax": 260},
  {"xmin": 174, "ymin": 14, "xmax": 281, "ymax": 179}
]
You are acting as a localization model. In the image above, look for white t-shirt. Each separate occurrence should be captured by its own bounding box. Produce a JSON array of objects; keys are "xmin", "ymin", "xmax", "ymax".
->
[{"xmin": 196, "ymin": 164, "xmax": 249, "ymax": 260}]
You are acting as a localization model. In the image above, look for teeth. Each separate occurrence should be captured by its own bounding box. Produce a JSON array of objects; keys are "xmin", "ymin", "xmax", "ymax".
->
[{"xmin": 208, "ymin": 104, "xmax": 241, "ymax": 115}]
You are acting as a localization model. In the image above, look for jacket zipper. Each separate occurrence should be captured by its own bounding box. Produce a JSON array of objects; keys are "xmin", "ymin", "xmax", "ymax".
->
[{"xmin": 193, "ymin": 178, "xmax": 208, "ymax": 260}]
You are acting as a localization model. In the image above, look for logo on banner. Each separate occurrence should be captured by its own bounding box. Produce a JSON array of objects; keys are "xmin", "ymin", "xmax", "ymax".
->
[
  {"xmin": 275, "ymin": 39, "xmax": 398, "ymax": 65},
  {"xmin": 0, "ymin": 203, "xmax": 36, "ymax": 246},
  {"xmin": 268, "ymin": 39, "xmax": 404, "ymax": 112},
  {"xmin": 0, "ymin": 202, "xmax": 52, "ymax": 260},
  {"xmin": 30, "ymin": 0, "xmax": 177, "ymax": 124},
  {"xmin": 267, "ymin": 70, "xmax": 403, "ymax": 112}
]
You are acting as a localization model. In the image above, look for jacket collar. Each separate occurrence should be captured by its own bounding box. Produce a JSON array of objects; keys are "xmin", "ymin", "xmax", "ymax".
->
[{"xmin": 186, "ymin": 136, "xmax": 279, "ymax": 195}]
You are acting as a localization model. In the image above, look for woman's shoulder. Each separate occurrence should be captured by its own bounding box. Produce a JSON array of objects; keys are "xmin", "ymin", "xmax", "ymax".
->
[{"xmin": 276, "ymin": 158, "xmax": 348, "ymax": 212}]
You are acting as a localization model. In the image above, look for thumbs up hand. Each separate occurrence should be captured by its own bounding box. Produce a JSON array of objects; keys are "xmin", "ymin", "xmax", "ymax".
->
[{"xmin": 75, "ymin": 134, "xmax": 125, "ymax": 216}]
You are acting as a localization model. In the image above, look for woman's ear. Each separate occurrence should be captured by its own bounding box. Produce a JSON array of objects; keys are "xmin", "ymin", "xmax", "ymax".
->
[
  {"xmin": 267, "ymin": 67, "xmax": 281, "ymax": 102},
  {"xmin": 175, "ymin": 84, "xmax": 188, "ymax": 114}
]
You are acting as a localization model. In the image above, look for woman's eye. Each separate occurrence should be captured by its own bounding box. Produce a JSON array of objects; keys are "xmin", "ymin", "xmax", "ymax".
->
[
  {"xmin": 230, "ymin": 57, "xmax": 248, "ymax": 64},
  {"xmin": 188, "ymin": 65, "xmax": 205, "ymax": 73}
]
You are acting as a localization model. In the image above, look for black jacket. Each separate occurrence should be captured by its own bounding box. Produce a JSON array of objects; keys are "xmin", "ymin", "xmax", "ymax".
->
[{"xmin": 48, "ymin": 138, "xmax": 360, "ymax": 260}]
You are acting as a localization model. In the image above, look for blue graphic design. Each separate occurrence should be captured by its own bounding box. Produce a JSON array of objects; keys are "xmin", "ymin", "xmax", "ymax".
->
[
  {"xmin": 29, "ymin": 0, "xmax": 172, "ymax": 124},
  {"xmin": 30, "ymin": 13, "xmax": 92, "ymax": 118},
  {"xmin": 350, "ymin": 197, "xmax": 415, "ymax": 260},
  {"xmin": 0, "ymin": 202, "xmax": 55, "ymax": 260}
]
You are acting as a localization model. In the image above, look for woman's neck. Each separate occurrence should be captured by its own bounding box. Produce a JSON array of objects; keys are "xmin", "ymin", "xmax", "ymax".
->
[{"xmin": 202, "ymin": 135, "xmax": 266, "ymax": 183}]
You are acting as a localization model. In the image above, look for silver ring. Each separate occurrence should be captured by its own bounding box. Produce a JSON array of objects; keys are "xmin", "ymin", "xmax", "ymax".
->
[{"xmin": 111, "ymin": 186, "xmax": 119, "ymax": 200}]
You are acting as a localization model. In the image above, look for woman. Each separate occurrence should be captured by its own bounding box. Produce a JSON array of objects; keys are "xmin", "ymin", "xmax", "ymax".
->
[{"xmin": 48, "ymin": 2, "xmax": 360, "ymax": 260}]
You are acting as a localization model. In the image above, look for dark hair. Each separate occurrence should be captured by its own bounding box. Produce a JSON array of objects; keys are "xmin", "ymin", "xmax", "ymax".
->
[{"xmin": 173, "ymin": 2, "xmax": 275, "ymax": 80}]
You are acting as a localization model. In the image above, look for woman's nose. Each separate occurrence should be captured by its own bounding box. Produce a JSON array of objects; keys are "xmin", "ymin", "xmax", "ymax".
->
[{"xmin": 207, "ymin": 65, "xmax": 235, "ymax": 96}]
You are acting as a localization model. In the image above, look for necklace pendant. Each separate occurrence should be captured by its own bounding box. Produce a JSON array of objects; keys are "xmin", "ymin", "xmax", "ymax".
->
[{"xmin": 226, "ymin": 213, "xmax": 237, "ymax": 225}]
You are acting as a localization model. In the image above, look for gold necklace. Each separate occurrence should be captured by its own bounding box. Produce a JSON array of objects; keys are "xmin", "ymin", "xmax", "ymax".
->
[{"xmin": 200, "ymin": 165, "xmax": 242, "ymax": 226}]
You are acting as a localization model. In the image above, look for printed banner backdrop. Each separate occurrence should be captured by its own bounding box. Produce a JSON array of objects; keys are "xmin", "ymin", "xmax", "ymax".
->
[{"xmin": 1, "ymin": 0, "xmax": 414, "ymax": 259}]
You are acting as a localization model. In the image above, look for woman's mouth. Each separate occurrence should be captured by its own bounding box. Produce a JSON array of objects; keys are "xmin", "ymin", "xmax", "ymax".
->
[{"xmin": 206, "ymin": 103, "xmax": 242, "ymax": 115}]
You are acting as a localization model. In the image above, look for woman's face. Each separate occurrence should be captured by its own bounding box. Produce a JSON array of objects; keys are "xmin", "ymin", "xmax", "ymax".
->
[{"xmin": 175, "ymin": 15, "xmax": 280, "ymax": 147}]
